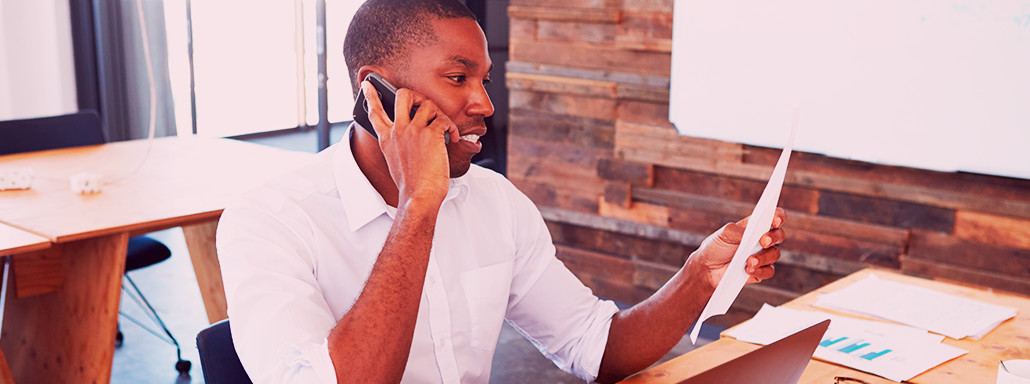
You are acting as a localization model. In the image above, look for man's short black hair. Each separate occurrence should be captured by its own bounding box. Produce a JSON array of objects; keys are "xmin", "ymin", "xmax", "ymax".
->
[{"xmin": 343, "ymin": 0, "xmax": 476, "ymax": 97}]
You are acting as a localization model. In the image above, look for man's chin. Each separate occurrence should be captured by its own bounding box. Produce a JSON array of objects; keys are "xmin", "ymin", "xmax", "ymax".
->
[{"xmin": 448, "ymin": 159, "xmax": 472, "ymax": 178}]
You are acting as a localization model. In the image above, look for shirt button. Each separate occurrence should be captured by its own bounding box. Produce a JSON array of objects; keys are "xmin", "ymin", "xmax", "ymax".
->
[{"xmin": 427, "ymin": 275, "xmax": 436, "ymax": 285}]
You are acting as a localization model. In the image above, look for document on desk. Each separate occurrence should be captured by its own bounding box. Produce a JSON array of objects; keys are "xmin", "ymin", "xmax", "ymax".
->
[
  {"xmin": 815, "ymin": 274, "xmax": 1018, "ymax": 340},
  {"xmin": 727, "ymin": 304, "xmax": 968, "ymax": 382},
  {"xmin": 687, "ymin": 109, "xmax": 799, "ymax": 344}
]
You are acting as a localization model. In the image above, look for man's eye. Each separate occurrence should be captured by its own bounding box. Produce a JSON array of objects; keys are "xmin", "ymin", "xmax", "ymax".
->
[
  {"xmin": 483, "ymin": 78, "xmax": 492, "ymax": 85},
  {"xmin": 448, "ymin": 75, "xmax": 467, "ymax": 83}
]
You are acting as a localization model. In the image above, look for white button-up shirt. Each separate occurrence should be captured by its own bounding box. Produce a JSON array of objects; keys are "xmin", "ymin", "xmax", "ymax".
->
[{"xmin": 216, "ymin": 128, "xmax": 619, "ymax": 383}]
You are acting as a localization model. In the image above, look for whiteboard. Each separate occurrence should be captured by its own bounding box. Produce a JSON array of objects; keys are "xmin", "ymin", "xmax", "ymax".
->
[{"xmin": 670, "ymin": 0, "xmax": 1030, "ymax": 179}]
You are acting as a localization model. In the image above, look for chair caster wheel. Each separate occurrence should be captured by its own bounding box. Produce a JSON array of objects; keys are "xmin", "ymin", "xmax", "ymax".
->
[{"xmin": 175, "ymin": 359, "xmax": 192, "ymax": 376}]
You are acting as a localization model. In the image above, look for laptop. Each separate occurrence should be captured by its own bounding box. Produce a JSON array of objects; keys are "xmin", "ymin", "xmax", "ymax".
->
[{"xmin": 679, "ymin": 320, "xmax": 831, "ymax": 384}]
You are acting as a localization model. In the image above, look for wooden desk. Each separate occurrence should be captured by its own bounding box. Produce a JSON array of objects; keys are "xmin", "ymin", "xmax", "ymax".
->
[
  {"xmin": 0, "ymin": 137, "xmax": 313, "ymax": 384},
  {"xmin": 623, "ymin": 269, "xmax": 1030, "ymax": 383},
  {"xmin": 0, "ymin": 225, "xmax": 51, "ymax": 256},
  {"xmin": 0, "ymin": 224, "xmax": 50, "ymax": 384}
]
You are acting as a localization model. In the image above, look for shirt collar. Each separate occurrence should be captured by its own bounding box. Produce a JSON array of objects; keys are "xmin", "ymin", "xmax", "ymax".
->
[{"xmin": 334, "ymin": 124, "xmax": 472, "ymax": 232}]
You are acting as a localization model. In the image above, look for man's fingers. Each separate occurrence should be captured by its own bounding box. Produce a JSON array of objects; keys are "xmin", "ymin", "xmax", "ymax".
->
[
  {"xmin": 773, "ymin": 207, "xmax": 787, "ymax": 228},
  {"xmin": 747, "ymin": 247, "xmax": 780, "ymax": 272},
  {"xmin": 759, "ymin": 228, "xmax": 786, "ymax": 248},
  {"xmin": 426, "ymin": 113, "xmax": 459, "ymax": 144},
  {"xmin": 394, "ymin": 88, "xmax": 427, "ymax": 127},
  {"xmin": 747, "ymin": 264, "xmax": 775, "ymax": 282},
  {"xmin": 362, "ymin": 81, "xmax": 392, "ymax": 137},
  {"xmin": 409, "ymin": 97, "xmax": 438, "ymax": 128}
]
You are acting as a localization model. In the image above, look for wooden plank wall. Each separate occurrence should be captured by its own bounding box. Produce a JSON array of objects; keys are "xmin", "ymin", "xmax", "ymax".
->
[{"xmin": 505, "ymin": 0, "xmax": 1030, "ymax": 326}]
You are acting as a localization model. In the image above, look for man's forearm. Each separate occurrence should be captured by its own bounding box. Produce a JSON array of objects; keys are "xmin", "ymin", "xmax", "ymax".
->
[
  {"xmin": 595, "ymin": 257, "xmax": 715, "ymax": 383},
  {"xmin": 326, "ymin": 200, "xmax": 441, "ymax": 383}
]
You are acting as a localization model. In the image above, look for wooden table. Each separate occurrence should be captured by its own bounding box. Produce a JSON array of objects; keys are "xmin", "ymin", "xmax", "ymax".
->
[
  {"xmin": 622, "ymin": 269, "xmax": 1030, "ymax": 383},
  {"xmin": 1, "ymin": 224, "xmax": 51, "ymax": 384},
  {"xmin": 0, "ymin": 225, "xmax": 51, "ymax": 256},
  {"xmin": 0, "ymin": 137, "xmax": 312, "ymax": 383}
]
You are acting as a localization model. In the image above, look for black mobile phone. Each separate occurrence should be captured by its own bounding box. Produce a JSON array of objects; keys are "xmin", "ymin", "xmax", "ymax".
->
[{"xmin": 352, "ymin": 72, "xmax": 418, "ymax": 139}]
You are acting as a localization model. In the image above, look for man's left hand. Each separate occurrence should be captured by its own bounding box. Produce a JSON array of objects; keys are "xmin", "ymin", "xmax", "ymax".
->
[{"xmin": 688, "ymin": 208, "xmax": 787, "ymax": 290}]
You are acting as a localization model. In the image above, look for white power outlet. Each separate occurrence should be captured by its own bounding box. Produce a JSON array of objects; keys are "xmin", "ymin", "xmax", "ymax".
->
[
  {"xmin": 70, "ymin": 172, "xmax": 103, "ymax": 194},
  {"xmin": 0, "ymin": 167, "xmax": 33, "ymax": 190}
]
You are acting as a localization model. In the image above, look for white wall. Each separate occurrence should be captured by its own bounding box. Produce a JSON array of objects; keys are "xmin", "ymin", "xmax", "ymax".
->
[
  {"xmin": 671, "ymin": 0, "xmax": 1030, "ymax": 180},
  {"xmin": 0, "ymin": 0, "xmax": 77, "ymax": 121}
]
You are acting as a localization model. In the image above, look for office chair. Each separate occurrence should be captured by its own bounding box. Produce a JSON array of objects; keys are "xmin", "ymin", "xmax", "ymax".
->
[
  {"xmin": 196, "ymin": 320, "xmax": 253, "ymax": 384},
  {"xmin": 0, "ymin": 111, "xmax": 191, "ymax": 376}
]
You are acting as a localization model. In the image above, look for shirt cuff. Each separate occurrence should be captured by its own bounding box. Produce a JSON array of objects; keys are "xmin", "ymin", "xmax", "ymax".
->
[
  {"xmin": 307, "ymin": 337, "xmax": 339, "ymax": 383},
  {"xmin": 575, "ymin": 299, "xmax": 620, "ymax": 382},
  {"xmin": 281, "ymin": 337, "xmax": 338, "ymax": 383}
]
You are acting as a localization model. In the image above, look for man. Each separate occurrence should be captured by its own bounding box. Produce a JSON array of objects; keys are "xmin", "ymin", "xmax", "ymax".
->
[{"xmin": 216, "ymin": 0, "xmax": 785, "ymax": 383}]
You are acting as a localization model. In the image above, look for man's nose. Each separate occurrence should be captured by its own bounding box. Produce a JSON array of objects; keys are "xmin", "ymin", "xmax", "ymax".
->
[{"xmin": 467, "ymin": 83, "xmax": 494, "ymax": 118}]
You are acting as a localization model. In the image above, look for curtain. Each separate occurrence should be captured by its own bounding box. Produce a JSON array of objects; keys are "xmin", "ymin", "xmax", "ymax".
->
[{"xmin": 93, "ymin": 0, "xmax": 176, "ymax": 141}]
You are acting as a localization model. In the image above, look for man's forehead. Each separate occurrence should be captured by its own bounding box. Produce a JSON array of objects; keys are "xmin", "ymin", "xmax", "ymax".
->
[{"xmin": 409, "ymin": 18, "xmax": 491, "ymax": 70}]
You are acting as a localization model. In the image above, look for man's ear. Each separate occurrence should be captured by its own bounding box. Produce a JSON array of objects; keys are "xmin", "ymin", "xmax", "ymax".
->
[{"xmin": 357, "ymin": 65, "xmax": 389, "ymax": 85}]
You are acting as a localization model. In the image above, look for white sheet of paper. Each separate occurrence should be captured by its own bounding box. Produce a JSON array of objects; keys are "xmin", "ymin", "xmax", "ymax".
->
[
  {"xmin": 728, "ymin": 304, "xmax": 968, "ymax": 382},
  {"xmin": 688, "ymin": 111, "xmax": 799, "ymax": 344},
  {"xmin": 999, "ymin": 360, "xmax": 1030, "ymax": 384},
  {"xmin": 815, "ymin": 274, "xmax": 1018, "ymax": 340}
]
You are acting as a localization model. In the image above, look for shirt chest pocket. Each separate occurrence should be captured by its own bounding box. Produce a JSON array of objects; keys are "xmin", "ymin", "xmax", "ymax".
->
[{"xmin": 461, "ymin": 261, "xmax": 513, "ymax": 351}]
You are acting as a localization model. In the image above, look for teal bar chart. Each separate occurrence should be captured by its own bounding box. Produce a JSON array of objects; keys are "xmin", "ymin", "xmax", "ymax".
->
[
  {"xmin": 860, "ymin": 349, "xmax": 892, "ymax": 360},
  {"xmin": 819, "ymin": 335, "xmax": 893, "ymax": 360},
  {"xmin": 820, "ymin": 337, "xmax": 846, "ymax": 347},
  {"xmin": 839, "ymin": 341, "xmax": 871, "ymax": 353}
]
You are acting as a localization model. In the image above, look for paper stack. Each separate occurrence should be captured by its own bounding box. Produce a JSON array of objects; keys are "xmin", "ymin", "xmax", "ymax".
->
[
  {"xmin": 727, "ymin": 304, "xmax": 968, "ymax": 382},
  {"xmin": 815, "ymin": 274, "xmax": 1018, "ymax": 340}
]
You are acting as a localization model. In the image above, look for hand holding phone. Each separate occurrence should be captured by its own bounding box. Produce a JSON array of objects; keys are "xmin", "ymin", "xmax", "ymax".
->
[
  {"xmin": 352, "ymin": 73, "xmax": 419, "ymax": 139},
  {"xmin": 354, "ymin": 73, "xmax": 459, "ymax": 207}
]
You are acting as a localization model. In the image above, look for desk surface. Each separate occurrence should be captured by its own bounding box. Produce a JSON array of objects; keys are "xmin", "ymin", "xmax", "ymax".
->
[
  {"xmin": 0, "ymin": 224, "xmax": 50, "ymax": 255},
  {"xmin": 0, "ymin": 136, "xmax": 313, "ymax": 242},
  {"xmin": 0, "ymin": 136, "xmax": 314, "ymax": 383},
  {"xmin": 623, "ymin": 269, "xmax": 1030, "ymax": 383}
]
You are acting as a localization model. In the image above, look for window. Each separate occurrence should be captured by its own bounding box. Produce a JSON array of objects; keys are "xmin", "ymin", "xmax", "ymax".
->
[{"xmin": 163, "ymin": 0, "xmax": 360, "ymax": 138}]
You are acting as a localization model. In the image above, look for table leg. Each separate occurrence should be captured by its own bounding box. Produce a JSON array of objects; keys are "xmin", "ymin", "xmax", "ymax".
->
[
  {"xmin": 0, "ymin": 347, "xmax": 13, "ymax": 384},
  {"xmin": 0, "ymin": 233, "xmax": 127, "ymax": 384},
  {"xmin": 182, "ymin": 220, "xmax": 228, "ymax": 323}
]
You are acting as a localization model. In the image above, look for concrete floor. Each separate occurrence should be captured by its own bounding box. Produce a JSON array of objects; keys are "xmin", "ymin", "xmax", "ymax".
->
[{"xmin": 110, "ymin": 130, "xmax": 720, "ymax": 383}]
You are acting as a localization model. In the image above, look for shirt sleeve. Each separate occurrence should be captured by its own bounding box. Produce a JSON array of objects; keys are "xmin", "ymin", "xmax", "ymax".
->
[
  {"xmin": 503, "ymin": 188, "xmax": 620, "ymax": 383},
  {"xmin": 216, "ymin": 199, "xmax": 339, "ymax": 384}
]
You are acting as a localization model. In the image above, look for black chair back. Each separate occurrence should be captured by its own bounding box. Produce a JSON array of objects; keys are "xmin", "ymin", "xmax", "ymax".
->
[
  {"xmin": 196, "ymin": 320, "xmax": 253, "ymax": 384},
  {"xmin": 0, "ymin": 111, "xmax": 106, "ymax": 155}
]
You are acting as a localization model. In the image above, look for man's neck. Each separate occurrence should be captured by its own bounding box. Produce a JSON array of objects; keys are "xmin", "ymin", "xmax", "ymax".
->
[{"xmin": 350, "ymin": 126, "xmax": 400, "ymax": 207}]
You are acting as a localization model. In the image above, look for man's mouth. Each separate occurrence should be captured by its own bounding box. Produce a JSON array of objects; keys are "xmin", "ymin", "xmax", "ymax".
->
[{"xmin": 460, "ymin": 134, "xmax": 480, "ymax": 143}]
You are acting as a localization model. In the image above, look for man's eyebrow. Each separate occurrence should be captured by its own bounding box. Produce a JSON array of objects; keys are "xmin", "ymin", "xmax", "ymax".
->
[{"xmin": 448, "ymin": 56, "xmax": 492, "ymax": 73}]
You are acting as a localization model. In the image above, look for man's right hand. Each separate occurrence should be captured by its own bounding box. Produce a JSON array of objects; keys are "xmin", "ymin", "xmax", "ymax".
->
[{"xmin": 361, "ymin": 80, "xmax": 461, "ymax": 209}]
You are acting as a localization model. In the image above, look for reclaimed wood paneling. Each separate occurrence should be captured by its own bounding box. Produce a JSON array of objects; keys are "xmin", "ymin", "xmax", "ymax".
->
[
  {"xmin": 547, "ymin": 219, "xmax": 692, "ymax": 266},
  {"xmin": 818, "ymin": 191, "xmax": 955, "ymax": 233},
  {"xmin": 598, "ymin": 196, "xmax": 671, "ymax": 227},
  {"xmin": 537, "ymin": 20, "xmax": 617, "ymax": 44},
  {"xmin": 616, "ymin": 11, "xmax": 673, "ymax": 52},
  {"xmin": 908, "ymin": 230, "xmax": 1030, "ymax": 279},
  {"xmin": 597, "ymin": 158, "xmax": 653, "ymax": 186},
  {"xmin": 954, "ymin": 211, "xmax": 1030, "ymax": 250},
  {"xmin": 509, "ymin": 109, "xmax": 615, "ymax": 149},
  {"xmin": 508, "ymin": 5, "xmax": 621, "ymax": 23},
  {"xmin": 510, "ymin": 40, "xmax": 671, "ymax": 76},
  {"xmin": 507, "ymin": 2, "xmax": 1030, "ymax": 329}
]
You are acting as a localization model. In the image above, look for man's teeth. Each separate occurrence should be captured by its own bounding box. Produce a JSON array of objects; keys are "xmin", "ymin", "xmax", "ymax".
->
[{"xmin": 460, "ymin": 134, "xmax": 480, "ymax": 142}]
